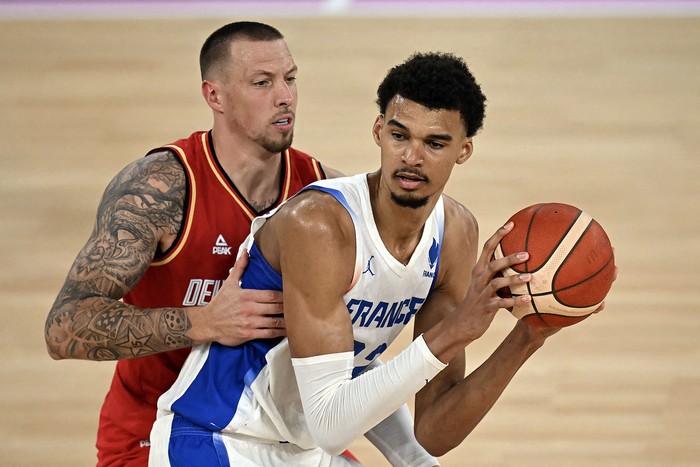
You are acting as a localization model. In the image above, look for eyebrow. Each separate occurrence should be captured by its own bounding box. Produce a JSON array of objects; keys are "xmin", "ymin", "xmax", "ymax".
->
[
  {"xmin": 387, "ymin": 118, "xmax": 453, "ymax": 142},
  {"xmin": 250, "ymin": 64, "xmax": 298, "ymax": 77}
]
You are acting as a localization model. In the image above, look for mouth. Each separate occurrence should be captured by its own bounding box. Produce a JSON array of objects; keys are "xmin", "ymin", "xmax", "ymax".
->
[
  {"xmin": 395, "ymin": 170, "xmax": 427, "ymax": 190},
  {"xmin": 272, "ymin": 115, "xmax": 294, "ymax": 132}
]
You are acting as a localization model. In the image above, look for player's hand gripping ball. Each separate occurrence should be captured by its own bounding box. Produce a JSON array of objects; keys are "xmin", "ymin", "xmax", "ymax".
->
[{"xmin": 495, "ymin": 203, "xmax": 615, "ymax": 327}]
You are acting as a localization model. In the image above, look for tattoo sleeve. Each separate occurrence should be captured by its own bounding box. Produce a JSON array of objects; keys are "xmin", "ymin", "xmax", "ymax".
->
[{"xmin": 45, "ymin": 152, "xmax": 193, "ymax": 360}]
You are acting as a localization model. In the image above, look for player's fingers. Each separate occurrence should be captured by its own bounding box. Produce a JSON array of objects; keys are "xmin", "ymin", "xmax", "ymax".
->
[
  {"xmin": 494, "ymin": 293, "xmax": 532, "ymax": 311},
  {"xmin": 478, "ymin": 222, "xmax": 514, "ymax": 266},
  {"xmin": 242, "ymin": 289, "xmax": 284, "ymax": 306},
  {"xmin": 228, "ymin": 248, "xmax": 250, "ymax": 281},
  {"xmin": 246, "ymin": 316, "xmax": 287, "ymax": 338},
  {"xmin": 229, "ymin": 326, "xmax": 286, "ymax": 345},
  {"xmin": 489, "ymin": 251, "xmax": 529, "ymax": 276},
  {"xmin": 254, "ymin": 328, "xmax": 287, "ymax": 339},
  {"xmin": 491, "ymin": 272, "xmax": 531, "ymax": 294},
  {"xmin": 260, "ymin": 316, "xmax": 285, "ymax": 330}
]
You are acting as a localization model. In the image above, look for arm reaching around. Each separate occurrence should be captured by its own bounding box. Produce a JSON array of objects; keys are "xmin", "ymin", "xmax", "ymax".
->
[{"xmin": 45, "ymin": 152, "xmax": 285, "ymax": 361}]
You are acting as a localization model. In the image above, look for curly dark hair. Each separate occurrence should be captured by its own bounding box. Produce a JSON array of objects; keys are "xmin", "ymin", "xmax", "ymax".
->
[
  {"xmin": 376, "ymin": 52, "xmax": 487, "ymax": 137},
  {"xmin": 200, "ymin": 21, "xmax": 284, "ymax": 80}
]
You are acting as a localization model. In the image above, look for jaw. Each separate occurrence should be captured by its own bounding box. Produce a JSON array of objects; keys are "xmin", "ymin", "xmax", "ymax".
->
[
  {"xmin": 256, "ymin": 130, "xmax": 294, "ymax": 154},
  {"xmin": 390, "ymin": 190, "xmax": 429, "ymax": 209}
]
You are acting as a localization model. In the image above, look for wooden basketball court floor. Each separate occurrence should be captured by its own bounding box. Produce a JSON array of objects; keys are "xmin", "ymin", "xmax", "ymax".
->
[{"xmin": 1, "ymin": 7, "xmax": 699, "ymax": 467}]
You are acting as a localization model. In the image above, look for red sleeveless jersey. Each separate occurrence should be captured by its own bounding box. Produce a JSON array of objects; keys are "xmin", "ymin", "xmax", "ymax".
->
[{"xmin": 96, "ymin": 131, "xmax": 325, "ymax": 466}]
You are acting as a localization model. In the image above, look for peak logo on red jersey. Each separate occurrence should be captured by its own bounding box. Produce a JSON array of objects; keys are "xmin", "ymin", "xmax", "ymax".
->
[{"xmin": 213, "ymin": 234, "xmax": 232, "ymax": 255}]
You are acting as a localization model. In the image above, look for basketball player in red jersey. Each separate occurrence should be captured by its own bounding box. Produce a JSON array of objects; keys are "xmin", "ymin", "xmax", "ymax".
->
[{"xmin": 45, "ymin": 22, "xmax": 422, "ymax": 466}]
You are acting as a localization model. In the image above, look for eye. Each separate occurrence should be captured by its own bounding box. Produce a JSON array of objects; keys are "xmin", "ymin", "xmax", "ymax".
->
[
  {"xmin": 286, "ymin": 76, "xmax": 297, "ymax": 83},
  {"xmin": 253, "ymin": 80, "xmax": 270, "ymax": 87},
  {"xmin": 391, "ymin": 132, "xmax": 406, "ymax": 141},
  {"xmin": 428, "ymin": 141, "xmax": 445, "ymax": 149}
]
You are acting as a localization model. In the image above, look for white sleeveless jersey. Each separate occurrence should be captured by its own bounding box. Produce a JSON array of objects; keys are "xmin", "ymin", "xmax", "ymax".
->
[{"xmin": 155, "ymin": 173, "xmax": 445, "ymax": 450}]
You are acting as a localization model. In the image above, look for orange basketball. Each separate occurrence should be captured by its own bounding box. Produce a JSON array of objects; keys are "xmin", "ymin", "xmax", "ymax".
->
[{"xmin": 494, "ymin": 203, "xmax": 615, "ymax": 327}]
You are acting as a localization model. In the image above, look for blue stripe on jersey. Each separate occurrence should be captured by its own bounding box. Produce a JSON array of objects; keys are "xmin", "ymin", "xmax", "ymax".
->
[
  {"xmin": 170, "ymin": 241, "xmax": 283, "ymax": 431},
  {"xmin": 166, "ymin": 415, "xmax": 231, "ymax": 466},
  {"xmin": 170, "ymin": 339, "xmax": 280, "ymax": 431},
  {"xmin": 430, "ymin": 202, "xmax": 446, "ymax": 292},
  {"xmin": 302, "ymin": 185, "xmax": 359, "ymax": 223},
  {"xmin": 212, "ymin": 432, "xmax": 231, "ymax": 466}
]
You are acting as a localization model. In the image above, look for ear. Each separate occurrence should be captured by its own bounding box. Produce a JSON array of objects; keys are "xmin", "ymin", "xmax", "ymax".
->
[
  {"xmin": 372, "ymin": 115, "xmax": 384, "ymax": 147},
  {"xmin": 456, "ymin": 137, "xmax": 473, "ymax": 165},
  {"xmin": 201, "ymin": 80, "xmax": 224, "ymax": 113}
]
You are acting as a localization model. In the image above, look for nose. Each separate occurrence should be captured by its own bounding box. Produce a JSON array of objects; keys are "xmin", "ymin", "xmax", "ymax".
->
[
  {"xmin": 276, "ymin": 80, "xmax": 295, "ymax": 107},
  {"xmin": 401, "ymin": 142, "xmax": 424, "ymax": 166}
]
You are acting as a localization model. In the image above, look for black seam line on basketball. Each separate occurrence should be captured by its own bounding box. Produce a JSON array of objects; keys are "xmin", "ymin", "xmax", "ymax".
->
[
  {"xmin": 552, "ymin": 254, "xmax": 615, "ymax": 308},
  {"xmin": 523, "ymin": 205, "xmax": 544, "ymax": 274},
  {"xmin": 525, "ymin": 205, "xmax": 573, "ymax": 326},
  {"xmin": 512, "ymin": 292, "xmax": 550, "ymax": 297},
  {"xmin": 523, "ymin": 205, "xmax": 545, "ymax": 311},
  {"xmin": 551, "ymin": 219, "xmax": 598, "ymax": 290},
  {"xmin": 549, "ymin": 217, "xmax": 593, "ymax": 294},
  {"xmin": 521, "ymin": 207, "xmax": 583, "ymax": 275}
]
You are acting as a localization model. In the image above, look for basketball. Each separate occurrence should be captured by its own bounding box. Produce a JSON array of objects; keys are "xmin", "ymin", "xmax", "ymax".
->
[{"xmin": 494, "ymin": 203, "xmax": 615, "ymax": 327}]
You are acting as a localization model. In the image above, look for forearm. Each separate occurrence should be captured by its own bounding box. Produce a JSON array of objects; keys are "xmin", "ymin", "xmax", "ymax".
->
[
  {"xmin": 366, "ymin": 403, "xmax": 439, "ymax": 467},
  {"xmin": 292, "ymin": 335, "xmax": 446, "ymax": 455},
  {"xmin": 45, "ymin": 296, "xmax": 192, "ymax": 360},
  {"xmin": 362, "ymin": 359, "xmax": 439, "ymax": 467},
  {"xmin": 415, "ymin": 321, "xmax": 546, "ymax": 455}
]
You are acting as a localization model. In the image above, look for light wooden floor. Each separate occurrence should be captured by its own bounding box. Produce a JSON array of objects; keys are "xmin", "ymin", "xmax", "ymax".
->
[{"xmin": 1, "ymin": 14, "xmax": 699, "ymax": 467}]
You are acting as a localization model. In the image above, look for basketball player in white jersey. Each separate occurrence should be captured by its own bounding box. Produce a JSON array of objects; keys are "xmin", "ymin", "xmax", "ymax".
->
[{"xmin": 150, "ymin": 52, "xmax": 566, "ymax": 466}]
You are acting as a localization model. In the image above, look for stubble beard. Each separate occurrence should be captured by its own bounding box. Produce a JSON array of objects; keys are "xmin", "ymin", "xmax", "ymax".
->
[
  {"xmin": 389, "ymin": 168, "xmax": 430, "ymax": 209},
  {"xmin": 390, "ymin": 191, "xmax": 430, "ymax": 209},
  {"xmin": 258, "ymin": 131, "xmax": 294, "ymax": 154}
]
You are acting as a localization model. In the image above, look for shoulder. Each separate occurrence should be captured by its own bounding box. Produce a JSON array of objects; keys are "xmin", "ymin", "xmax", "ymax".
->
[
  {"xmin": 275, "ymin": 189, "xmax": 354, "ymax": 240},
  {"xmin": 433, "ymin": 195, "xmax": 479, "ymax": 287},
  {"xmin": 96, "ymin": 150, "xmax": 187, "ymax": 239},
  {"xmin": 257, "ymin": 188, "xmax": 356, "ymax": 281},
  {"xmin": 106, "ymin": 150, "xmax": 186, "ymax": 199},
  {"xmin": 441, "ymin": 194, "xmax": 478, "ymax": 246}
]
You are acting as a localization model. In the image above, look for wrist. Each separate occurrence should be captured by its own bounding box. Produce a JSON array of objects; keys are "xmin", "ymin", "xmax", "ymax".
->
[
  {"xmin": 422, "ymin": 316, "xmax": 476, "ymax": 364},
  {"xmin": 512, "ymin": 319, "xmax": 550, "ymax": 353},
  {"xmin": 184, "ymin": 306, "xmax": 208, "ymax": 344}
]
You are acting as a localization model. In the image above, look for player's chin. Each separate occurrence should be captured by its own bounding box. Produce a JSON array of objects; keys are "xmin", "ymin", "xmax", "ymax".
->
[
  {"xmin": 261, "ymin": 134, "xmax": 294, "ymax": 154},
  {"xmin": 389, "ymin": 191, "xmax": 429, "ymax": 209}
]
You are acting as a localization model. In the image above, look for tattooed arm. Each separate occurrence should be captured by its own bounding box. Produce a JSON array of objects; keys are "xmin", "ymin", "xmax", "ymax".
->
[{"xmin": 45, "ymin": 151, "xmax": 285, "ymax": 361}]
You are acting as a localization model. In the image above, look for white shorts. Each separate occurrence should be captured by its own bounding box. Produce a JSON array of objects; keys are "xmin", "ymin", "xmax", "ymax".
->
[{"xmin": 149, "ymin": 413, "xmax": 362, "ymax": 467}]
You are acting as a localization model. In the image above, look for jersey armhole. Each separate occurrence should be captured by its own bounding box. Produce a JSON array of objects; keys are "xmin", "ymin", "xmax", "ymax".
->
[{"xmin": 146, "ymin": 147, "xmax": 192, "ymax": 263}]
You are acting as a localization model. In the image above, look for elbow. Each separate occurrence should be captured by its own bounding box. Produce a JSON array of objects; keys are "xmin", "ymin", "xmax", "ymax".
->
[
  {"xmin": 314, "ymin": 431, "xmax": 351, "ymax": 456},
  {"xmin": 308, "ymin": 426, "xmax": 352, "ymax": 456},
  {"xmin": 416, "ymin": 422, "xmax": 466, "ymax": 458},
  {"xmin": 45, "ymin": 310, "xmax": 74, "ymax": 360},
  {"xmin": 47, "ymin": 348, "xmax": 64, "ymax": 361},
  {"xmin": 44, "ymin": 330, "xmax": 66, "ymax": 360},
  {"xmin": 425, "ymin": 445, "xmax": 450, "ymax": 459},
  {"xmin": 318, "ymin": 443, "xmax": 347, "ymax": 457},
  {"xmin": 416, "ymin": 437, "xmax": 451, "ymax": 458}
]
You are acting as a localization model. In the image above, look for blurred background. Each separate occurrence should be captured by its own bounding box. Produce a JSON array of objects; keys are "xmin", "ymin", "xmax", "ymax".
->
[{"xmin": 1, "ymin": 1, "xmax": 699, "ymax": 466}]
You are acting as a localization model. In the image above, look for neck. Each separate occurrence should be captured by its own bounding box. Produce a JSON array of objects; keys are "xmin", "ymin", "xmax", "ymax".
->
[
  {"xmin": 367, "ymin": 172, "xmax": 437, "ymax": 265},
  {"xmin": 211, "ymin": 127, "xmax": 283, "ymax": 211}
]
